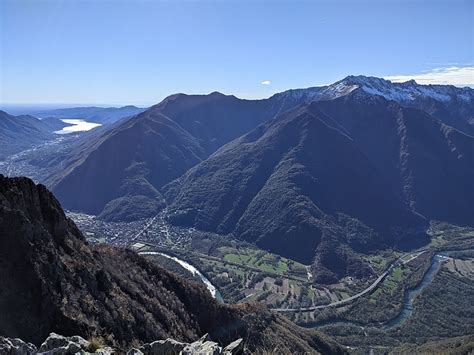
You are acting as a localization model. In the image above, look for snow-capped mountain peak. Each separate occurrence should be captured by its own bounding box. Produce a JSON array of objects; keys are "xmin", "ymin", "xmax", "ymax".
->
[
  {"xmin": 274, "ymin": 75, "xmax": 473, "ymax": 105},
  {"xmin": 333, "ymin": 75, "xmax": 473, "ymax": 103}
]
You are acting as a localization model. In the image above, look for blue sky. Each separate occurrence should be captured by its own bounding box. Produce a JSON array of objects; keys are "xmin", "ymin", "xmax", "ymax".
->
[{"xmin": 1, "ymin": 0, "xmax": 473, "ymax": 106}]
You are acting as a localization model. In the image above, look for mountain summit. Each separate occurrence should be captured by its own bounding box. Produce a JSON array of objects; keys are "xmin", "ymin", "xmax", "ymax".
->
[{"xmin": 274, "ymin": 75, "xmax": 474, "ymax": 135}]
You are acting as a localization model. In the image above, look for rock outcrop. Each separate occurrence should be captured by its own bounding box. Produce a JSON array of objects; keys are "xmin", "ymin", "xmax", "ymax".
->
[
  {"xmin": 0, "ymin": 333, "xmax": 243, "ymax": 355},
  {"xmin": 0, "ymin": 337, "xmax": 37, "ymax": 355},
  {"xmin": 128, "ymin": 334, "xmax": 244, "ymax": 355}
]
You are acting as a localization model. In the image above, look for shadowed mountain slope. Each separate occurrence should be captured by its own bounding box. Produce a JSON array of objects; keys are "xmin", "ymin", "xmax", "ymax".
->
[
  {"xmin": 312, "ymin": 90, "xmax": 474, "ymax": 225},
  {"xmin": 165, "ymin": 94, "xmax": 474, "ymax": 281},
  {"xmin": 0, "ymin": 175, "xmax": 344, "ymax": 354},
  {"xmin": 49, "ymin": 92, "xmax": 307, "ymax": 218},
  {"xmin": 0, "ymin": 110, "xmax": 65, "ymax": 160}
]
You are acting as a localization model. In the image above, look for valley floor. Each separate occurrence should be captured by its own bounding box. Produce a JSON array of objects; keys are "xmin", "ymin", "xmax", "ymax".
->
[{"xmin": 69, "ymin": 210, "xmax": 474, "ymax": 352}]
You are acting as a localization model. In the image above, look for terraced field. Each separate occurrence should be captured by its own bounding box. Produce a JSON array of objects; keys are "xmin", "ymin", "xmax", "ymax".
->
[
  {"xmin": 445, "ymin": 258, "xmax": 474, "ymax": 277},
  {"xmin": 221, "ymin": 247, "xmax": 292, "ymax": 275}
]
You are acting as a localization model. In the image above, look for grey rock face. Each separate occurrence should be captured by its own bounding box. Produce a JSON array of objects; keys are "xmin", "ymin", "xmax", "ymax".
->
[
  {"xmin": 223, "ymin": 339, "xmax": 243, "ymax": 354},
  {"xmin": 136, "ymin": 334, "xmax": 245, "ymax": 355},
  {"xmin": 0, "ymin": 337, "xmax": 38, "ymax": 355},
  {"xmin": 36, "ymin": 333, "xmax": 113, "ymax": 354},
  {"xmin": 181, "ymin": 341, "xmax": 220, "ymax": 354},
  {"xmin": 138, "ymin": 338, "xmax": 186, "ymax": 355},
  {"xmin": 0, "ymin": 333, "xmax": 245, "ymax": 355},
  {"xmin": 38, "ymin": 333, "xmax": 86, "ymax": 354}
]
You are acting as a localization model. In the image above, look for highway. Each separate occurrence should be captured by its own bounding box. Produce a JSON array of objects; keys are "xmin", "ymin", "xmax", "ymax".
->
[{"xmin": 272, "ymin": 250, "xmax": 427, "ymax": 312}]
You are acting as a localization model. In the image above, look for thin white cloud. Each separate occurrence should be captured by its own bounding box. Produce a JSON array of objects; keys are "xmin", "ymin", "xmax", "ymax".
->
[
  {"xmin": 384, "ymin": 66, "xmax": 474, "ymax": 87},
  {"xmin": 261, "ymin": 80, "xmax": 271, "ymax": 85}
]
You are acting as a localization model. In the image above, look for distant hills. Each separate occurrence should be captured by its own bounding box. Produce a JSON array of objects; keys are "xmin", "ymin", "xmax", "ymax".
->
[
  {"xmin": 0, "ymin": 110, "xmax": 66, "ymax": 160},
  {"xmin": 38, "ymin": 76, "xmax": 474, "ymax": 280},
  {"xmin": 0, "ymin": 175, "xmax": 343, "ymax": 353},
  {"xmin": 33, "ymin": 105, "xmax": 146, "ymax": 124},
  {"xmin": 0, "ymin": 105, "xmax": 145, "ymax": 161}
]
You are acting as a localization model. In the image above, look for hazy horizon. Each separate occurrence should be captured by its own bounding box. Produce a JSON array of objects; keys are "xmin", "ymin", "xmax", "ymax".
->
[{"xmin": 2, "ymin": 73, "xmax": 474, "ymax": 112}]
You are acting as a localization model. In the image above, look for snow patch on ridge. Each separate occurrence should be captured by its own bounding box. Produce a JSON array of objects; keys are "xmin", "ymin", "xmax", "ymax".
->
[{"xmin": 274, "ymin": 75, "xmax": 473, "ymax": 105}]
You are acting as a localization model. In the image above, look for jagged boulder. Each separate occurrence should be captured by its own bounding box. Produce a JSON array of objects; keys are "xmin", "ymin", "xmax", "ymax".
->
[
  {"xmin": 136, "ymin": 338, "xmax": 186, "ymax": 355},
  {"xmin": 181, "ymin": 334, "xmax": 221, "ymax": 355},
  {"xmin": 223, "ymin": 339, "xmax": 243, "ymax": 354},
  {"xmin": 0, "ymin": 333, "xmax": 248, "ymax": 355},
  {"xmin": 0, "ymin": 337, "xmax": 37, "ymax": 355},
  {"xmin": 39, "ymin": 333, "xmax": 87, "ymax": 353},
  {"xmin": 129, "ymin": 334, "xmax": 246, "ymax": 355},
  {"xmin": 37, "ymin": 333, "xmax": 113, "ymax": 354}
]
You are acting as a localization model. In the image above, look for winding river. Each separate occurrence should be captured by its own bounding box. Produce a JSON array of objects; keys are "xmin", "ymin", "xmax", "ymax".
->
[
  {"xmin": 137, "ymin": 244, "xmax": 470, "ymax": 331},
  {"xmin": 139, "ymin": 251, "xmax": 224, "ymax": 302},
  {"xmin": 380, "ymin": 253, "xmax": 448, "ymax": 330},
  {"xmin": 303, "ymin": 249, "xmax": 471, "ymax": 331}
]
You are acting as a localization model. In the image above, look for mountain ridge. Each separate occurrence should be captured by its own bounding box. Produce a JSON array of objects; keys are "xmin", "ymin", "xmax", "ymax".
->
[
  {"xmin": 273, "ymin": 75, "xmax": 474, "ymax": 135},
  {"xmin": 0, "ymin": 110, "xmax": 67, "ymax": 160},
  {"xmin": 33, "ymin": 105, "xmax": 146, "ymax": 125},
  {"xmin": 164, "ymin": 94, "xmax": 474, "ymax": 281},
  {"xmin": 49, "ymin": 90, "xmax": 312, "ymax": 217}
]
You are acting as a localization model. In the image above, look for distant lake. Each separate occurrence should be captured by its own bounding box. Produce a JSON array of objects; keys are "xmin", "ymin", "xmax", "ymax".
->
[{"xmin": 55, "ymin": 119, "xmax": 102, "ymax": 134}]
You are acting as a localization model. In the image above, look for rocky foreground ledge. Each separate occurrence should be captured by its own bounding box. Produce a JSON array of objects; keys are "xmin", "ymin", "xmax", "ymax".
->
[{"xmin": 0, "ymin": 333, "xmax": 244, "ymax": 355}]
